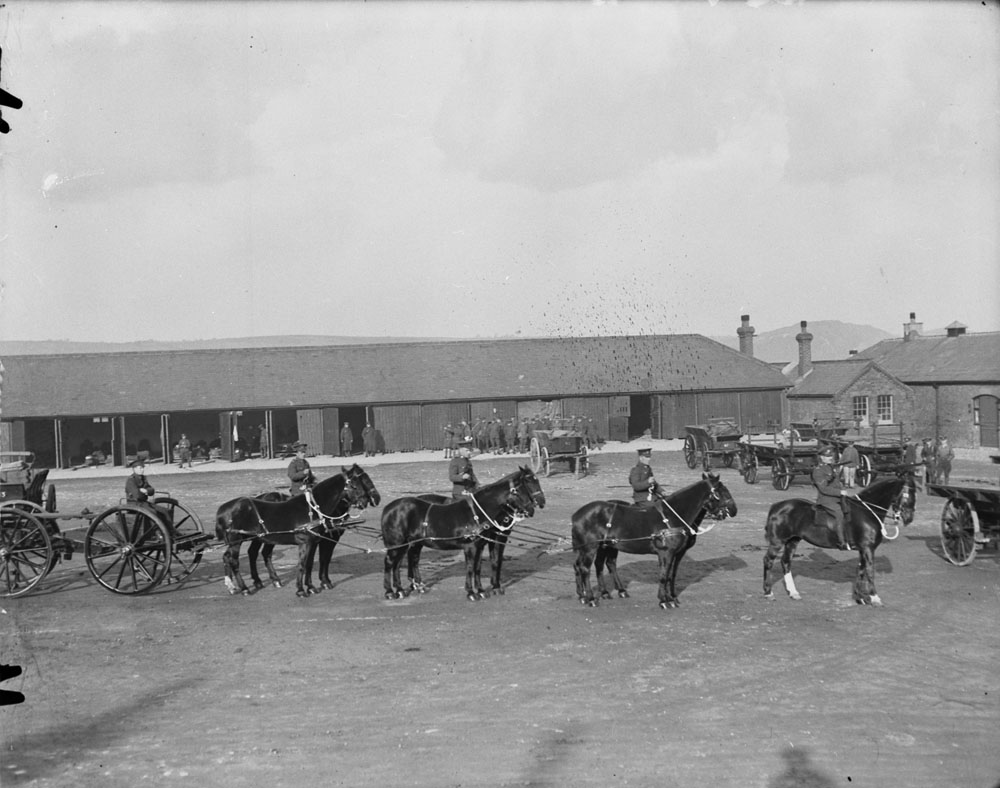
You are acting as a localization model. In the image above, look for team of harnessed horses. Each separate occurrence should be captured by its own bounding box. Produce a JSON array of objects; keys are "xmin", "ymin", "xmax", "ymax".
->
[{"xmin": 212, "ymin": 458, "xmax": 917, "ymax": 609}]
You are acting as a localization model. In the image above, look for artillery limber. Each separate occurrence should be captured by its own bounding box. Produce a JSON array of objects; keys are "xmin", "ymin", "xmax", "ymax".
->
[
  {"xmin": 1, "ymin": 483, "xmax": 209, "ymax": 597},
  {"xmin": 682, "ymin": 417, "xmax": 743, "ymax": 471}
]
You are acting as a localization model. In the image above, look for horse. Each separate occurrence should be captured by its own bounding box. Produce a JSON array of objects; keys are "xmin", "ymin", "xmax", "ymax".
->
[
  {"xmin": 570, "ymin": 473, "xmax": 738, "ymax": 610},
  {"xmin": 381, "ymin": 466, "xmax": 545, "ymax": 601},
  {"xmin": 244, "ymin": 474, "xmax": 382, "ymax": 593},
  {"xmin": 762, "ymin": 473, "xmax": 916, "ymax": 606},
  {"xmin": 215, "ymin": 464, "xmax": 380, "ymax": 597}
]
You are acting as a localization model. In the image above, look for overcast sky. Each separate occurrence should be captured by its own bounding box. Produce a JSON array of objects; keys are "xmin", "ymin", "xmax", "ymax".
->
[{"xmin": 0, "ymin": 1, "xmax": 997, "ymax": 343}]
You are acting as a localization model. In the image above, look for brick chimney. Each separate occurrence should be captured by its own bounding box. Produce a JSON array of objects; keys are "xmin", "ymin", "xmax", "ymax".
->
[
  {"xmin": 796, "ymin": 320, "xmax": 813, "ymax": 377},
  {"xmin": 737, "ymin": 314, "xmax": 755, "ymax": 357},
  {"xmin": 903, "ymin": 312, "xmax": 923, "ymax": 341}
]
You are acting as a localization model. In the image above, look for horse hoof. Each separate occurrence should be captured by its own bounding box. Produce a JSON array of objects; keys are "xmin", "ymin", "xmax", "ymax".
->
[
  {"xmin": 321, "ymin": 582, "xmax": 334, "ymax": 590},
  {"xmin": 241, "ymin": 589, "xmax": 251, "ymax": 597},
  {"xmin": 396, "ymin": 590, "xmax": 406, "ymax": 599},
  {"xmin": 789, "ymin": 592, "xmax": 802, "ymax": 601},
  {"xmin": 617, "ymin": 590, "xmax": 629, "ymax": 599},
  {"xmin": 587, "ymin": 599, "xmax": 598, "ymax": 608},
  {"xmin": 600, "ymin": 591, "xmax": 612, "ymax": 600},
  {"xmin": 296, "ymin": 590, "xmax": 308, "ymax": 598},
  {"xmin": 384, "ymin": 591, "xmax": 395, "ymax": 600},
  {"xmin": 253, "ymin": 580, "xmax": 264, "ymax": 590},
  {"xmin": 273, "ymin": 580, "xmax": 283, "ymax": 589},
  {"xmin": 870, "ymin": 595, "xmax": 883, "ymax": 607},
  {"xmin": 764, "ymin": 592, "xmax": 775, "ymax": 601},
  {"xmin": 494, "ymin": 587, "xmax": 505, "ymax": 596}
]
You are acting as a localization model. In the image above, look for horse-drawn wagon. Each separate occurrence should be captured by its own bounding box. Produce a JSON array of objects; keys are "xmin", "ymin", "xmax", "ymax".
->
[
  {"xmin": 1, "ymin": 451, "xmax": 57, "ymax": 513},
  {"xmin": 821, "ymin": 422, "xmax": 910, "ymax": 486},
  {"xmin": 0, "ymin": 490, "xmax": 209, "ymax": 597},
  {"xmin": 738, "ymin": 427, "xmax": 824, "ymax": 489},
  {"xmin": 529, "ymin": 419, "xmax": 589, "ymax": 478},
  {"xmin": 926, "ymin": 481, "xmax": 1000, "ymax": 566},
  {"xmin": 682, "ymin": 417, "xmax": 743, "ymax": 471}
]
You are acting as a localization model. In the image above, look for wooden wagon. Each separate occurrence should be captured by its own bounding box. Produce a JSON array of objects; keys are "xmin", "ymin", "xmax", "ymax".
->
[
  {"xmin": 682, "ymin": 417, "xmax": 743, "ymax": 471},
  {"xmin": 926, "ymin": 480, "xmax": 1000, "ymax": 566},
  {"xmin": 737, "ymin": 429, "xmax": 824, "ymax": 489},
  {"xmin": 529, "ymin": 421, "xmax": 589, "ymax": 478}
]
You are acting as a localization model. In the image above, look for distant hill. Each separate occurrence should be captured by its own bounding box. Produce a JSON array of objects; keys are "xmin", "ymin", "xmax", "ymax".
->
[
  {"xmin": 0, "ymin": 335, "xmax": 462, "ymax": 355},
  {"xmin": 710, "ymin": 321, "xmax": 895, "ymax": 363}
]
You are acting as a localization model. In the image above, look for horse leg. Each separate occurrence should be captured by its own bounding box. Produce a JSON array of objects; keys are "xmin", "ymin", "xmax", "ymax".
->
[
  {"xmin": 488, "ymin": 537, "xmax": 508, "ymax": 595},
  {"xmin": 594, "ymin": 544, "xmax": 611, "ymax": 600},
  {"xmin": 247, "ymin": 539, "xmax": 266, "ymax": 590},
  {"xmin": 664, "ymin": 543, "xmax": 692, "ymax": 607},
  {"xmin": 408, "ymin": 543, "xmax": 427, "ymax": 594},
  {"xmin": 574, "ymin": 545, "xmax": 598, "ymax": 607},
  {"xmin": 656, "ymin": 550, "xmax": 674, "ymax": 609},
  {"xmin": 853, "ymin": 542, "xmax": 881, "ymax": 606},
  {"xmin": 318, "ymin": 535, "xmax": 338, "ymax": 590},
  {"xmin": 779, "ymin": 539, "xmax": 803, "ymax": 601},
  {"xmin": 471, "ymin": 541, "xmax": 488, "ymax": 599},
  {"xmin": 222, "ymin": 542, "xmax": 251, "ymax": 596},
  {"xmin": 763, "ymin": 541, "xmax": 783, "ymax": 600},
  {"xmin": 260, "ymin": 543, "xmax": 281, "ymax": 587},
  {"xmin": 604, "ymin": 544, "xmax": 628, "ymax": 598},
  {"xmin": 295, "ymin": 536, "xmax": 319, "ymax": 597},
  {"xmin": 383, "ymin": 548, "xmax": 405, "ymax": 599},
  {"xmin": 462, "ymin": 543, "xmax": 484, "ymax": 600}
]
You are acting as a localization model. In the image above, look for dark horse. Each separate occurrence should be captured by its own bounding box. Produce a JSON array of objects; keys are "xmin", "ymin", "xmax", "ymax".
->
[
  {"xmin": 571, "ymin": 473, "xmax": 737, "ymax": 609},
  {"xmin": 245, "ymin": 481, "xmax": 380, "ymax": 593},
  {"xmin": 381, "ymin": 466, "xmax": 545, "ymax": 600},
  {"xmin": 763, "ymin": 473, "xmax": 916, "ymax": 606},
  {"xmin": 215, "ymin": 465, "xmax": 380, "ymax": 597}
]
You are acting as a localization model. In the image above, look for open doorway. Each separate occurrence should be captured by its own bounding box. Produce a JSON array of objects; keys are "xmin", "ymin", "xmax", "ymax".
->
[
  {"xmin": 628, "ymin": 395, "xmax": 652, "ymax": 439},
  {"xmin": 338, "ymin": 406, "xmax": 367, "ymax": 456}
]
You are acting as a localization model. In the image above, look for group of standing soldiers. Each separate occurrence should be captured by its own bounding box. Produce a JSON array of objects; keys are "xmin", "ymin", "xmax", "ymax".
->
[{"xmin": 441, "ymin": 415, "xmax": 601, "ymax": 458}]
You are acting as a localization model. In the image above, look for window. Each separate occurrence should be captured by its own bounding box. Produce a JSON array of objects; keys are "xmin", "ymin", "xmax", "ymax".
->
[
  {"xmin": 876, "ymin": 394, "xmax": 893, "ymax": 424},
  {"xmin": 852, "ymin": 395, "xmax": 868, "ymax": 423}
]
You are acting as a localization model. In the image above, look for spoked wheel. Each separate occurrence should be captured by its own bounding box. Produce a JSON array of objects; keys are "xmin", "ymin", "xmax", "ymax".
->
[
  {"xmin": 940, "ymin": 498, "xmax": 978, "ymax": 566},
  {"xmin": 744, "ymin": 461, "xmax": 758, "ymax": 485},
  {"xmin": 152, "ymin": 496, "xmax": 208, "ymax": 584},
  {"xmin": 771, "ymin": 457, "xmax": 791, "ymax": 491},
  {"xmin": 0, "ymin": 507, "xmax": 54, "ymax": 597},
  {"xmin": 683, "ymin": 436, "xmax": 697, "ymax": 469},
  {"xmin": 529, "ymin": 438, "xmax": 542, "ymax": 474},
  {"xmin": 541, "ymin": 447, "xmax": 551, "ymax": 478},
  {"xmin": 856, "ymin": 454, "xmax": 874, "ymax": 486},
  {"xmin": 85, "ymin": 505, "xmax": 173, "ymax": 594}
]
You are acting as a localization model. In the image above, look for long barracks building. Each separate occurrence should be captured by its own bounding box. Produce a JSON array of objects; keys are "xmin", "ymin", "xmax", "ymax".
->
[{"xmin": 0, "ymin": 334, "xmax": 789, "ymax": 468}]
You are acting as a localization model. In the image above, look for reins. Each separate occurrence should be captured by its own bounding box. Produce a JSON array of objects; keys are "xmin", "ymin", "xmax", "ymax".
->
[{"xmin": 849, "ymin": 484, "xmax": 911, "ymax": 542}]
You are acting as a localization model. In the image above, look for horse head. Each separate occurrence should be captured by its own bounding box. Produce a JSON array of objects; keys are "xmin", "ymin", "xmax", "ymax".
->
[
  {"xmin": 514, "ymin": 465, "xmax": 546, "ymax": 513},
  {"xmin": 702, "ymin": 472, "xmax": 738, "ymax": 521},
  {"xmin": 858, "ymin": 474, "xmax": 915, "ymax": 527},
  {"xmin": 892, "ymin": 471, "xmax": 916, "ymax": 526},
  {"xmin": 342, "ymin": 464, "xmax": 381, "ymax": 509}
]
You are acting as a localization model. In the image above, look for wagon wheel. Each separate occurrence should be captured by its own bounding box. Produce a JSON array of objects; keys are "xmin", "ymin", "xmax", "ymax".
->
[
  {"xmin": 529, "ymin": 438, "xmax": 542, "ymax": 474},
  {"xmin": 683, "ymin": 436, "xmax": 697, "ymax": 469},
  {"xmin": 0, "ymin": 508, "xmax": 54, "ymax": 597},
  {"xmin": 743, "ymin": 462, "xmax": 759, "ymax": 485},
  {"xmin": 152, "ymin": 496, "xmax": 207, "ymax": 584},
  {"xmin": 771, "ymin": 457, "xmax": 791, "ymax": 491},
  {"xmin": 85, "ymin": 504, "xmax": 173, "ymax": 594},
  {"xmin": 939, "ymin": 498, "xmax": 979, "ymax": 566},
  {"xmin": 856, "ymin": 454, "xmax": 874, "ymax": 487},
  {"xmin": 541, "ymin": 447, "xmax": 551, "ymax": 478},
  {"xmin": 723, "ymin": 453, "xmax": 735, "ymax": 468}
]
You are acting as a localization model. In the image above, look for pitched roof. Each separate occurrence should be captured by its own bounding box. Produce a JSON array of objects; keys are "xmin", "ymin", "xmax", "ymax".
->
[
  {"xmin": 853, "ymin": 332, "xmax": 1000, "ymax": 384},
  {"xmin": 0, "ymin": 334, "xmax": 790, "ymax": 418},
  {"xmin": 786, "ymin": 359, "xmax": 872, "ymax": 398}
]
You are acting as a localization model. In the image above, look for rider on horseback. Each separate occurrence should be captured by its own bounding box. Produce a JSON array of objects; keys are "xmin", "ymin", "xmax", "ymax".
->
[
  {"xmin": 629, "ymin": 447, "xmax": 662, "ymax": 504},
  {"xmin": 811, "ymin": 446, "xmax": 853, "ymax": 550},
  {"xmin": 287, "ymin": 442, "xmax": 316, "ymax": 495},
  {"xmin": 449, "ymin": 439, "xmax": 478, "ymax": 500}
]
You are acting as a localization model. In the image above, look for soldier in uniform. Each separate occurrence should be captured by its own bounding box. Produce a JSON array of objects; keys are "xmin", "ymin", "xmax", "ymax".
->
[
  {"xmin": 449, "ymin": 439, "xmax": 478, "ymax": 500},
  {"xmin": 287, "ymin": 442, "xmax": 316, "ymax": 496},
  {"xmin": 340, "ymin": 422, "xmax": 354, "ymax": 457},
  {"xmin": 629, "ymin": 447, "xmax": 661, "ymax": 503},
  {"xmin": 443, "ymin": 423, "xmax": 456, "ymax": 459},
  {"xmin": 362, "ymin": 422, "xmax": 376, "ymax": 457},
  {"xmin": 126, "ymin": 458, "xmax": 156, "ymax": 504},
  {"xmin": 839, "ymin": 440, "xmax": 859, "ymax": 488},
  {"xmin": 811, "ymin": 446, "xmax": 852, "ymax": 550},
  {"xmin": 177, "ymin": 433, "xmax": 192, "ymax": 469}
]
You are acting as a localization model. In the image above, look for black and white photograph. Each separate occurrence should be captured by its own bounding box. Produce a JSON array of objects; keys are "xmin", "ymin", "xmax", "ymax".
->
[{"xmin": 1, "ymin": 1, "xmax": 998, "ymax": 786}]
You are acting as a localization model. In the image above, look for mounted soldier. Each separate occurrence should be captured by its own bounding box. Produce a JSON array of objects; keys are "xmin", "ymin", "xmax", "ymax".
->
[
  {"xmin": 449, "ymin": 439, "xmax": 478, "ymax": 500},
  {"xmin": 811, "ymin": 446, "xmax": 852, "ymax": 550},
  {"xmin": 629, "ymin": 447, "xmax": 661, "ymax": 504}
]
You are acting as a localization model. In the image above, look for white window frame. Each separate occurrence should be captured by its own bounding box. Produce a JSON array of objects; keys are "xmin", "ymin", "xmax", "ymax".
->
[
  {"xmin": 876, "ymin": 394, "xmax": 893, "ymax": 424},
  {"xmin": 852, "ymin": 395, "xmax": 869, "ymax": 424}
]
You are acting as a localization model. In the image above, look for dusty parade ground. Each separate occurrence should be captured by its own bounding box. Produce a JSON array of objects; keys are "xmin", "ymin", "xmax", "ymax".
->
[{"xmin": 1, "ymin": 443, "xmax": 998, "ymax": 787}]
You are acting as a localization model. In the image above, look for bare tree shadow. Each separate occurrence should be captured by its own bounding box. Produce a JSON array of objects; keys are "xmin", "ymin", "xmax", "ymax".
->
[{"xmin": 767, "ymin": 746, "xmax": 838, "ymax": 788}]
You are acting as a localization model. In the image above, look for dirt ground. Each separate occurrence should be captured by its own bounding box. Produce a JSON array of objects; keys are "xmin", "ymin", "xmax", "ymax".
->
[{"xmin": 1, "ymin": 447, "xmax": 998, "ymax": 788}]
